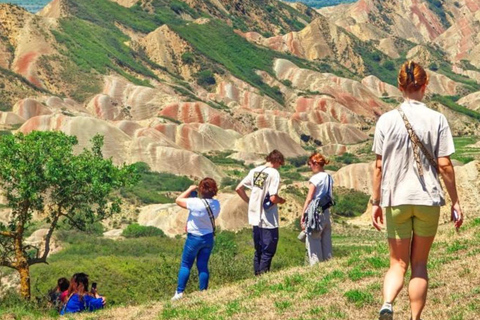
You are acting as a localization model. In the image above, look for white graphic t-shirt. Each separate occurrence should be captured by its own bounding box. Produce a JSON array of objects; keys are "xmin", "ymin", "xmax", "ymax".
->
[{"xmin": 240, "ymin": 165, "xmax": 281, "ymax": 229}]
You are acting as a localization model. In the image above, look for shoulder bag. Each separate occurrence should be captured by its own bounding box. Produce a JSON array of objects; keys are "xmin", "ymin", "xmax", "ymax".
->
[
  {"xmin": 201, "ymin": 199, "xmax": 216, "ymax": 236},
  {"xmin": 397, "ymin": 106, "xmax": 439, "ymax": 176}
]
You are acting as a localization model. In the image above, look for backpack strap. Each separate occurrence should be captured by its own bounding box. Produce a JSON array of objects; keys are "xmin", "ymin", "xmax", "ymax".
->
[
  {"xmin": 201, "ymin": 199, "xmax": 216, "ymax": 236},
  {"xmin": 397, "ymin": 106, "xmax": 439, "ymax": 176},
  {"xmin": 326, "ymin": 174, "xmax": 332, "ymax": 197}
]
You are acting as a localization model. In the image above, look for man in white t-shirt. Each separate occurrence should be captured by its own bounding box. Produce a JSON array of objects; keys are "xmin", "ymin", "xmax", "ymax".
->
[{"xmin": 236, "ymin": 150, "xmax": 286, "ymax": 275}]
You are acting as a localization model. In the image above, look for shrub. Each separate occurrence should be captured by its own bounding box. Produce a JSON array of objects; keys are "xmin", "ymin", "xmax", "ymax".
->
[
  {"xmin": 429, "ymin": 63, "xmax": 439, "ymax": 71},
  {"xmin": 300, "ymin": 134, "xmax": 311, "ymax": 143},
  {"xmin": 287, "ymin": 155, "xmax": 309, "ymax": 168},
  {"xmin": 221, "ymin": 176, "xmax": 240, "ymax": 188},
  {"xmin": 332, "ymin": 187, "xmax": 370, "ymax": 217},
  {"xmin": 122, "ymin": 223, "xmax": 165, "ymax": 238},
  {"xmin": 382, "ymin": 60, "xmax": 395, "ymax": 71},
  {"xmin": 196, "ymin": 70, "xmax": 216, "ymax": 86},
  {"xmin": 335, "ymin": 152, "xmax": 360, "ymax": 165},
  {"xmin": 181, "ymin": 52, "xmax": 195, "ymax": 65}
]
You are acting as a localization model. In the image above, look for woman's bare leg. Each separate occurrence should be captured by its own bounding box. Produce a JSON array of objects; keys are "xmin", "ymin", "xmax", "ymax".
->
[
  {"xmin": 383, "ymin": 238, "xmax": 411, "ymax": 304},
  {"xmin": 409, "ymin": 234, "xmax": 435, "ymax": 320}
]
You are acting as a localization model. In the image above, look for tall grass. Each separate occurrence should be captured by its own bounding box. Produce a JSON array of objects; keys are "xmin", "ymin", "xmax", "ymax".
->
[{"xmin": 0, "ymin": 227, "xmax": 305, "ymax": 311}]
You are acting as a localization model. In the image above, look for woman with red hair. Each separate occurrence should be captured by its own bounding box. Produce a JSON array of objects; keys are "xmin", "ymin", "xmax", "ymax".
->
[
  {"xmin": 300, "ymin": 152, "xmax": 333, "ymax": 265},
  {"xmin": 172, "ymin": 177, "xmax": 220, "ymax": 301},
  {"xmin": 372, "ymin": 61, "xmax": 463, "ymax": 320}
]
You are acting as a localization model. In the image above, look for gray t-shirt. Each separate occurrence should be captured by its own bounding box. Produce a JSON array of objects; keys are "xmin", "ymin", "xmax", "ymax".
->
[
  {"xmin": 372, "ymin": 100, "xmax": 455, "ymax": 207},
  {"xmin": 309, "ymin": 172, "xmax": 333, "ymax": 200},
  {"xmin": 186, "ymin": 198, "xmax": 220, "ymax": 236},
  {"xmin": 240, "ymin": 165, "xmax": 281, "ymax": 229}
]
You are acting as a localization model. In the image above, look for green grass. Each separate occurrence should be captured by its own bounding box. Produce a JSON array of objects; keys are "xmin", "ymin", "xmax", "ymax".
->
[
  {"xmin": 46, "ymin": 0, "xmax": 320, "ymax": 104},
  {"xmin": 0, "ymin": 227, "xmax": 305, "ymax": 310},
  {"xmin": 452, "ymin": 136, "xmax": 480, "ymax": 163},
  {"xmin": 171, "ymin": 19, "xmax": 287, "ymax": 104},
  {"xmin": 344, "ymin": 289, "xmax": 374, "ymax": 307},
  {"xmin": 204, "ymin": 151, "xmax": 245, "ymax": 166},
  {"xmin": 120, "ymin": 163, "xmax": 194, "ymax": 204},
  {"xmin": 52, "ymin": 17, "xmax": 157, "ymax": 81},
  {"xmin": 3, "ymin": 221, "xmax": 480, "ymax": 319},
  {"xmin": 431, "ymin": 95, "xmax": 480, "ymax": 121}
]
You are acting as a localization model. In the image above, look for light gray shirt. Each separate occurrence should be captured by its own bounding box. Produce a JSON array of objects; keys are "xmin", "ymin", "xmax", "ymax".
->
[
  {"xmin": 372, "ymin": 100, "xmax": 455, "ymax": 207},
  {"xmin": 240, "ymin": 165, "xmax": 281, "ymax": 229},
  {"xmin": 309, "ymin": 172, "xmax": 333, "ymax": 200}
]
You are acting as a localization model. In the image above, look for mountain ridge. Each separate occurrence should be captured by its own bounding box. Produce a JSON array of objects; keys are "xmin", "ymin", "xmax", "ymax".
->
[{"xmin": 0, "ymin": 0, "xmax": 478, "ymax": 231}]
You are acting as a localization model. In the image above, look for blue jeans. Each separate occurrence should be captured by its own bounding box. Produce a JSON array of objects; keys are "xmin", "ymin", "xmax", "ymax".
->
[
  {"xmin": 253, "ymin": 226, "xmax": 279, "ymax": 275},
  {"xmin": 176, "ymin": 233, "xmax": 214, "ymax": 293}
]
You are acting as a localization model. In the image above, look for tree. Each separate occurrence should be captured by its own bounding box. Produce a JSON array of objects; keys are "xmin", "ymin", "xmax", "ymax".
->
[
  {"xmin": 196, "ymin": 70, "xmax": 216, "ymax": 86},
  {"xmin": 0, "ymin": 131, "xmax": 138, "ymax": 299},
  {"xmin": 382, "ymin": 60, "xmax": 395, "ymax": 71}
]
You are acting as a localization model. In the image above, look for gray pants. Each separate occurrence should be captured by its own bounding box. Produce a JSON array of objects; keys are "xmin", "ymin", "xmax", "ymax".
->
[{"xmin": 305, "ymin": 211, "xmax": 332, "ymax": 266}]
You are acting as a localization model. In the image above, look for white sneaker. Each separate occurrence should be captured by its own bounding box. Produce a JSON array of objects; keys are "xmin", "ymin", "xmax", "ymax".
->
[
  {"xmin": 379, "ymin": 302, "xmax": 393, "ymax": 320},
  {"xmin": 171, "ymin": 291, "xmax": 183, "ymax": 301}
]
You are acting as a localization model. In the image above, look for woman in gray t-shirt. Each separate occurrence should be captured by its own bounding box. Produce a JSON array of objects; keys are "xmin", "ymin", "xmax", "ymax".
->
[
  {"xmin": 300, "ymin": 153, "xmax": 333, "ymax": 265},
  {"xmin": 371, "ymin": 61, "xmax": 463, "ymax": 320}
]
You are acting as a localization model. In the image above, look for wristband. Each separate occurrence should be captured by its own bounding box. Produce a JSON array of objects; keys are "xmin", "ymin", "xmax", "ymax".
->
[{"xmin": 370, "ymin": 198, "xmax": 380, "ymax": 206}]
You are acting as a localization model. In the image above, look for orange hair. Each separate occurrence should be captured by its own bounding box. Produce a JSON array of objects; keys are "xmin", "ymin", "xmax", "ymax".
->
[
  {"xmin": 398, "ymin": 61, "xmax": 428, "ymax": 93},
  {"xmin": 308, "ymin": 153, "xmax": 329, "ymax": 167},
  {"xmin": 199, "ymin": 177, "xmax": 218, "ymax": 199}
]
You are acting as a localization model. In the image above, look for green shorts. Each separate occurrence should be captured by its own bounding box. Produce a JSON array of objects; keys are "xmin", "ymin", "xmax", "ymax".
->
[{"xmin": 385, "ymin": 205, "xmax": 440, "ymax": 239}]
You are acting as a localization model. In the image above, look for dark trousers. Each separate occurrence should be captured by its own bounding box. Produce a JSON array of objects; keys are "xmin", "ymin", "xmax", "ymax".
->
[{"xmin": 252, "ymin": 226, "xmax": 279, "ymax": 275}]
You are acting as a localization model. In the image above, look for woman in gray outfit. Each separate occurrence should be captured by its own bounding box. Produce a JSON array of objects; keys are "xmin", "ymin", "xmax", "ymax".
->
[{"xmin": 300, "ymin": 152, "xmax": 333, "ymax": 265}]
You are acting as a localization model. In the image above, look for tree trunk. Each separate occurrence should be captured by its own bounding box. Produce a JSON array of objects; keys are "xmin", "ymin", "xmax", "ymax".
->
[
  {"xmin": 14, "ymin": 226, "xmax": 31, "ymax": 300},
  {"xmin": 18, "ymin": 262, "xmax": 31, "ymax": 300}
]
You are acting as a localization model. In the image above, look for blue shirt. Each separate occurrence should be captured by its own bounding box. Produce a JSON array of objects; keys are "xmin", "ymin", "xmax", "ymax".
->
[{"xmin": 60, "ymin": 293, "xmax": 103, "ymax": 314}]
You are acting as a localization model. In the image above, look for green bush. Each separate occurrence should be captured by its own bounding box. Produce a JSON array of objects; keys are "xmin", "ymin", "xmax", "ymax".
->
[
  {"xmin": 332, "ymin": 187, "xmax": 370, "ymax": 217},
  {"xmin": 382, "ymin": 61, "xmax": 395, "ymax": 71},
  {"xmin": 287, "ymin": 156, "xmax": 309, "ymax": 168},
  {"xmin": 196, "ymin": 70, "xmax": 216, "ymax": 86},
  {"xmin": 335, "ymin": 152, "xmax": 360, "ymax": 165},
  {"xmin": 221, "ymin": 176, "xmax": 240, "ymax": 188},
  {"xmin": 181, "ymin": 52, "xmax": 195, "ymax": 65},
  {"xmin": 122, "ymin": 224, "xmax": 166, "ymax": 238}
]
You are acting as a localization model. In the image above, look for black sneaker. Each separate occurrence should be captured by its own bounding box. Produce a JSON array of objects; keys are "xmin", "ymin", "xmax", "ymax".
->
[{"xmin": 378, "ymin": 309, "xmax": 393, "ymax": 320}]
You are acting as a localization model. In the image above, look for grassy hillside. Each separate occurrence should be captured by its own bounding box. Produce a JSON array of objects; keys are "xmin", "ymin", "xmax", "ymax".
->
[
  {"xmin": 47, "ymin": 0, "xmax": 402, "ymax": 103},
  {"xmin": 2, "ymin": 220, "xmax": 478, "ymax": 319},
  {"xmin": 0, "ymin": 227, "xmax": 305, "ymax": 318}
]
